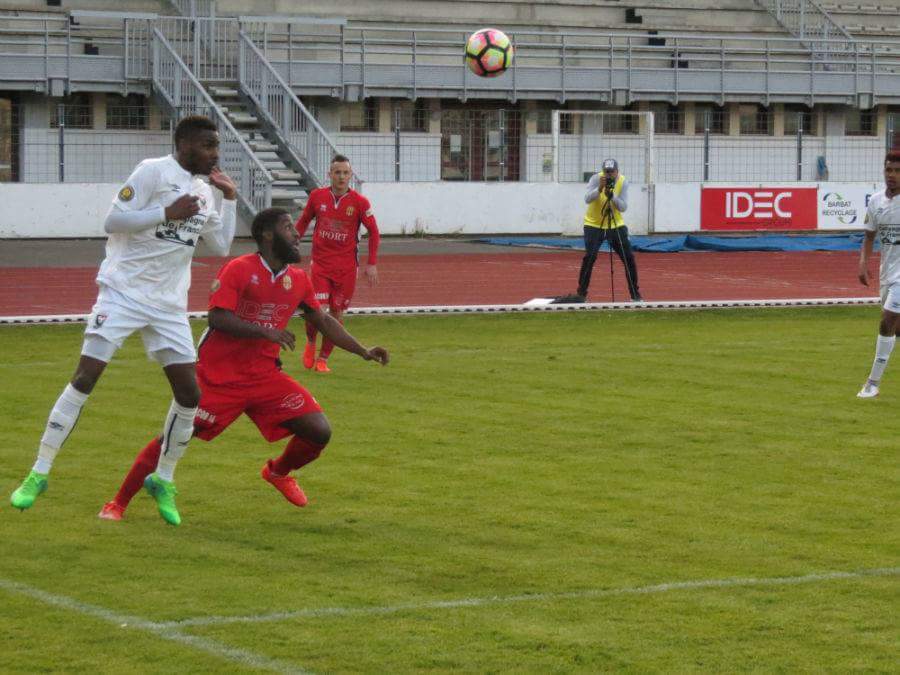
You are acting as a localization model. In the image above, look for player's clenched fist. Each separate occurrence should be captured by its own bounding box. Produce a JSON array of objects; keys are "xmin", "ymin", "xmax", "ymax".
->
[{"xmin": 165, "ymin": 194, "xmax": 201, "ymax": 221}]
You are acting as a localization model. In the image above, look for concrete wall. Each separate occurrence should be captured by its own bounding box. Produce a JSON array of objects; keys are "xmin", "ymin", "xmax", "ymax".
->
[
  {"xmin": 0, "ymin": 181, "xmax": 652, "ymax": 238},
  {"xmin": 356, "ymin": 182, "xmax": 652, "ymax": 236}
]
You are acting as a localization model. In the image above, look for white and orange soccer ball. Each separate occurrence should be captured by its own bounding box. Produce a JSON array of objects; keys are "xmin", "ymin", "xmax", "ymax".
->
[{"xmin": 465, "ymin": 28, "xmax": 513, "ymax": 78}]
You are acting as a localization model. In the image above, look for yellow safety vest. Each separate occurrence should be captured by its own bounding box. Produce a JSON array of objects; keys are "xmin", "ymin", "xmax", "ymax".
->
[{"xmin": 584, "ymin": 173, "xmax": 625, "ymax": 229}]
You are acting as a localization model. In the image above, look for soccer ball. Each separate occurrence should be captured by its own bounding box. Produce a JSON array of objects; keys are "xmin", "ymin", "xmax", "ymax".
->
[{"xmin": 465, "ymin": 28, "xmax": 513, "ymax": 78}]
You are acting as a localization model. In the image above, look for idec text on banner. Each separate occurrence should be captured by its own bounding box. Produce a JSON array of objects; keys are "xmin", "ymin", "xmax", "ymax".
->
[{"xmin": 701, "ymin": 187, "xmax": 818, "ymax": 230}]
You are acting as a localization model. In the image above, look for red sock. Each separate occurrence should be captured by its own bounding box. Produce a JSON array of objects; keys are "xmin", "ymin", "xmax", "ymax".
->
[
  {"xmin": 319, "ymin": 318, "xmax": 342, "ymax": 360},
  {"xmin": 305, "ymin": 321, "xmax": 318, "ymax": 344},
  {"xmin": 113, "ymin": 437, "xmax": 162, "ymax": 508},
  {"xmin": 270, "ymin": 436, "xmax": 325, "ymax": 475},
  {"xmin": 319, "ymin": 337, "xmax": 335, "ymax": 360}
]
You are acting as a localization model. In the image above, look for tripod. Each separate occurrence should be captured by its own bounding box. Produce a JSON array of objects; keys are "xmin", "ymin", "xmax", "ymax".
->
[{"xmin": 576, "ymin": 186, "xmax": 640, "ymax": 302}]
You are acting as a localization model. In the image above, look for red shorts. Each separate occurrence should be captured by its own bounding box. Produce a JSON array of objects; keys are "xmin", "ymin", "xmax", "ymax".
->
[
  {"xmin": 311, "ymin": 263, "xmax": 357, "ymax": 312},
  {"xmin": 194, "ymin": 369, "xmax": 323, "ymax": 443}
]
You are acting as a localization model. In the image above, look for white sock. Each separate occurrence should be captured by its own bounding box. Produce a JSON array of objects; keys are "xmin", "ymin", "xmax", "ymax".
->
[
  {"xmin": 867, "ymin": 334, "xmax": 895, "ymax": 385},
  {"xmin": 33, "ymin": 384, "xmax": 89, "ymax": 475},
  {"xmin": 155, "ymin": 400, "xmax": 197, "ymax": 482}
]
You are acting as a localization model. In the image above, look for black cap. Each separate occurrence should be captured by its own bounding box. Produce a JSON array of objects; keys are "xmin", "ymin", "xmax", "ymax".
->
[{"xmin": 602, "ymin": 158, "xmax": 618, "ymax": 172}]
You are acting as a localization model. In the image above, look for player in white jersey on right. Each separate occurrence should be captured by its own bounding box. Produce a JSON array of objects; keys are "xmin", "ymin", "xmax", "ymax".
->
[
  {"xmin": 857, "ymin": 150, "xmax": 900, "ymax": 398},
  {"xmin": 10, "ymin": 115, "xmax": 238, "ymax": 525}
]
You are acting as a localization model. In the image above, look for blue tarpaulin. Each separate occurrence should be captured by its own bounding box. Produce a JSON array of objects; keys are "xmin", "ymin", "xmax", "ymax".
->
[{"xmin": 477, "ymin": 233, "xmax": 872, "ymax": 253}]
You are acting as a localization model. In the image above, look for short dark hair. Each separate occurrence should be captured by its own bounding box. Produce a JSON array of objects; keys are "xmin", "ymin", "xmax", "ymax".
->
[
  {"xmin": 251, "ymin": 207, "xmax": 290, "ymax": 244},
  {"xmin": 331, "ymin": 154, "xmax": 351, "ymax": 165},
  {"xmin": 174, "ymin": 115, "xmax": 217, "ymax": 146},
  {"xmin": 886, "ymin": 150, "xmax": 900, "ymax": 165}
]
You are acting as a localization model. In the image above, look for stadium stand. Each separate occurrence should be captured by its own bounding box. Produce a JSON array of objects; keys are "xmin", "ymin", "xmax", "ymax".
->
[{"xmin": 0, "ymin": 0, "xmax": 898, "ymax": 222}]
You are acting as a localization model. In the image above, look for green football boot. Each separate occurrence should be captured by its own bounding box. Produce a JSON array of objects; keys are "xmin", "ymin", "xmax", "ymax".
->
[
  {"xmin": 10, "ymin": 470, "xmax": 48, "ymax": 511},
  {"xmin": 143, "ymin": 473, "xmax": 181, "ymax": 526}
]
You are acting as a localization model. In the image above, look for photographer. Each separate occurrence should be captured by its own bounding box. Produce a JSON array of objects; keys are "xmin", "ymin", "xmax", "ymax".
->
[{"xmin": 575, "ymin": 158, "xmax": 642, "ymax": 302}]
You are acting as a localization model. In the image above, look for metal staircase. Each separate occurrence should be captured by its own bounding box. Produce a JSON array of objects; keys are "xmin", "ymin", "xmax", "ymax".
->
[
  {"xmin": 151, "ymin": 28, "xmax": 273, "ymax": 220},
  {"xmin": 755, "ymin": 0, "xmax": 855, "ymax": 67},
  {"xmin": 206, "ymin": 84, "xmax": 310, "ymax": 213},
  {"xmin": 151, "ymin": 16, "xmax": 353, "ymax": 215}
]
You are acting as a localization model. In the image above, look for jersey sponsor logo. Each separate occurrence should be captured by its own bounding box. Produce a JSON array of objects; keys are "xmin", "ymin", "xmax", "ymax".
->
[
  {"xmin": 211, "ymin": 279, "xmax": 221, "ymax": 292},
  {"xmin": 236, "ymin": 299, "xmax": 292, "ymax": 326},
  {"xmin": 315, "ymin": 291, "xmax": 330, "ymax": 301},
  {"xmin": 118, "ymin": 186, "xmax": 134, "ymax": 202},
  {"xmin": 279, "ymin": 393, "xmax": 306, "ymax": 411},
  {"xmin": 155, "ymin": 221, "xmax": 197, "ymax": 247},
  {"xmin": 282, "ymin": 275, "xmax": 293, "ymax": 290},
  {"xmin": 320, "ymin": 229, "xmax": 349, "ymax": 242}
]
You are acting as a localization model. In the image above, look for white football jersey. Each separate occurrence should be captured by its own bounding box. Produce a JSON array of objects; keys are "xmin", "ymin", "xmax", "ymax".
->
[
  {"xmin": 97, "ymin": 155, "xmax": 224, "ymax": 313},
  {"xmin": 864, "ymin": 189, "xmax": 900, "ymax": 286}
]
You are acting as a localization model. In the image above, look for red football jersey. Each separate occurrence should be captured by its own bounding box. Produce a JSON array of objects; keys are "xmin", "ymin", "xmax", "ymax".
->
[
  {"xmin": 295, "ymin": 187, "xmax": 380, "ymax": 272},
  {"xmin": 197, "ymin": 253, "xmax": 320, "ymax": 385}
]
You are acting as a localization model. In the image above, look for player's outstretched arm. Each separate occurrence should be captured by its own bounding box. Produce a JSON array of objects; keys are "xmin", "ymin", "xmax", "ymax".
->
[
  {"xmin": 306, "ymin": 309, "xmax": 389, "ymax": 365},
  {"xmin": 208, "ymin": 308, "xmax": 296, "ymax": 351}
]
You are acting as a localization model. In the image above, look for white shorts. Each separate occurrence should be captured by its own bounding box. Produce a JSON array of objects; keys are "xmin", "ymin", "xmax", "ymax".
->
[
  {"xmin": 881, "ymin": 282, "xmax": 900, "ymax": 313},
  {"xmin": 81, "ymin": 285, "xmax": 196, "ymax": 366}
]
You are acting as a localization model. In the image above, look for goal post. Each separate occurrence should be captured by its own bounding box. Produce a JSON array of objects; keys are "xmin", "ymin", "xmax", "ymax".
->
[{"xmin": 551, "ymin": 110, "xmax": 655, "ymax": 185}]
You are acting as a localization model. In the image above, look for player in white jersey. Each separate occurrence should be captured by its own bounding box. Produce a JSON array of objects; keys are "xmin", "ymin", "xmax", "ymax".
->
[
  {"xmin": 10, "ymin": 115, "xmax": 238, "ymax": 525},
  {"xmin": 856, "ymin": 150, "xmax": 900, "ymax": 398}
]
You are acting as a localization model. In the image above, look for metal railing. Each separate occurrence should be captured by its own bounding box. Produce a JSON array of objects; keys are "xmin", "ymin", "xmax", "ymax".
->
[
  {"xmin": 3, "ymin": 13, "xmax": 899, "ymax": 104},
  {"xmin": 238, "ymin": 30, "xmax": 361, "ymax": 189},
  {"xmin": 151, "ymin": 28, "xmax": 272, "ymax": 214},
  {"xmin": 168, "ymin": 0, "xmax": 216, "ymax": 18},
  {"xmin": 756, "ymin": 0, "xmax": 855, "ymax": 68},
  {"xmin": 157, "ymin": 17, "xmax": 237, "ymax": 82}
]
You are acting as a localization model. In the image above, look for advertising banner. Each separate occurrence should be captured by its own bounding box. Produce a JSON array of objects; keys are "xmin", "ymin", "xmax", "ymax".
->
[
  {"xmin": 817, "ymin": 184, "xmax": 877, "ymax": 230},
  {"xmin": 700, "ymin": 187, "xmax": 818, "ymax": 230}
]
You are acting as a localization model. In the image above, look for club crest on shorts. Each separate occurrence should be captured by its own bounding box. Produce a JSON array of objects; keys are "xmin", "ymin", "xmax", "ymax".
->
[
  {"xmin": 118, "ymin": 186, "xmax": 134, "ymax": 202},
  {"xmin": 282, "ymin": 275, "xmax": 292, "ymax": 290},
  {"xmin": 210, "ymin": 278, "xmax": 221, "ymax": 292},
  {"xmin": 94, "ymin": 313, "xmax": 107, "ymax": 327},
  {"xmin": 280, "ymin": 393, "xmax": 305, "ymax": 411}
]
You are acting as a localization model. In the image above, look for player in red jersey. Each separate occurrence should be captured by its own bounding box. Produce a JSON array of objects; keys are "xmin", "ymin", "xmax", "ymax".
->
[
  {"xmin": 295, "ymin": 154, "xmax": 381, "ymax": 373},
  {"xmin": 97, "ymin": 207, "xmax": 389, "ymax": 523}
]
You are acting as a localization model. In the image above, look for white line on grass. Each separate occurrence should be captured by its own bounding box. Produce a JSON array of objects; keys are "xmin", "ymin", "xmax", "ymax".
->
[
  {"xmin": 0, "ymin": 578, "xmax": 310, "ymax": 675},
  {"xmin": 162, "ymin": 566, "xmax": 900, "ymax": 628}
]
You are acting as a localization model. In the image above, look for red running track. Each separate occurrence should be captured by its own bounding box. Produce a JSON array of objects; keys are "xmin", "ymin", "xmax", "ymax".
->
[{"xmin": 0, "ymin": 250, "xmax": 877, "ymax": 317}]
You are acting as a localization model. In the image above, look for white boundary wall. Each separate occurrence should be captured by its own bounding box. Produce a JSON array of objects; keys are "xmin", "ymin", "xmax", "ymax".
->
[{"xmin": 0, "ymin": 181, "xmax": 879, "ymax": 238}]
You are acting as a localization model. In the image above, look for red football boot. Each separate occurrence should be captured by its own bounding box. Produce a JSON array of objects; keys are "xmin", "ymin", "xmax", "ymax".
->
[
  {"xmin": 302, "ymin": 342, "xmax": 316, "ymax": 370},
  {"xmin": 97, "ymin": 501, "xmax": 125, "ymax": 521},
  {"xmin": 261, "ymin": 461, "xmax": 308, "ymax": 507}
]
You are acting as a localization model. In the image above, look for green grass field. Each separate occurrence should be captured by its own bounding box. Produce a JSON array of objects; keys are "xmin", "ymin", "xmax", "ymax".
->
[{"xmin": 0, "ymin": 308, "xmax": 897, "ymax": 673}]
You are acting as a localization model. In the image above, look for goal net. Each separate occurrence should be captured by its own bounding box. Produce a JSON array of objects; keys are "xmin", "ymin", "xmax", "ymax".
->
[{"xmin": 552, "ymin": 110, "xmax": 655, "ymax": 185}]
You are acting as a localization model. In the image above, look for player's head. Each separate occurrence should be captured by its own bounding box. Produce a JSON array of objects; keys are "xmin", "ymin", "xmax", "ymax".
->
[
  {"xmin": 601, "ymin": 158, "xmax": 619, "ymax": 182},
  {"xmin": 329, "ymin": 154, "xmax": 352, "ymax": 194},
  {"xmin": 252, "ymin": 207, "xmax": 301, "ymax": 264},
  {"xmin": 885, "ymin": 150, "xmax": 900, "ymax": 191},
  {"xmin": 173, "ymin": 115, "xmax": 219, "ymax": 176}
]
